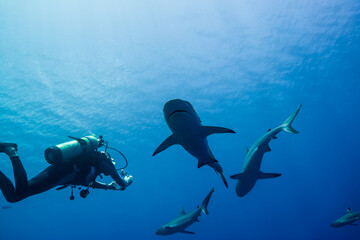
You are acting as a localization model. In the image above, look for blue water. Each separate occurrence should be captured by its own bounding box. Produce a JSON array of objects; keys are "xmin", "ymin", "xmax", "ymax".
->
[{"xmin": 1, "ymin": 0, "xmax": 360, "ymax": 239}]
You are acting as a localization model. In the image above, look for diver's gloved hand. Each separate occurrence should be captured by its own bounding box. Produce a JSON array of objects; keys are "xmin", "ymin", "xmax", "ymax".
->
[{"xmin": 108, "ymin": 181, "xmax": 118, "ymax": 190}]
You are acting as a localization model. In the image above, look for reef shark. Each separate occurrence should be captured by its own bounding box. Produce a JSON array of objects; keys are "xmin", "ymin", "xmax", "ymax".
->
[
  {"xmin": 331, "ymin": 208, "xmax": 360, "ymax": 227},
  {"xmin": 153, "ymin": 99, "xmax": 235, "ymax": 188},
  {"xmin": 230, "ymin": 104, "xmax": 302, "ymax": 197},
  {"xmin": 156, "ymin": 188, "xmax": 214, "ymax": 235}
]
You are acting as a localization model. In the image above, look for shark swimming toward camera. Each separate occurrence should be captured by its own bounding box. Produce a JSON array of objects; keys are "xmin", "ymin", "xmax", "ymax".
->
[
  {"xmin": 230, "ymin": 104, "xmax": 302, "ymax": 197},
  {"xmin": 331, "ymin": 208, "xmax": 360, "ymax": 227},
  {"xmin": 156, "ymin": 188, "xmax": 214, "ymax": 235},
  {"xmin": 152, "ymin": 99, "xmax": 235, "ymax": 188}
]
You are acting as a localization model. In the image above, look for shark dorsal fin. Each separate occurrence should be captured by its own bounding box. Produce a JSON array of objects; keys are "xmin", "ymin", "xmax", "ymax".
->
[
  {"xmin": 347, "ymin": 208, "xmax": 352, "ymax": 214},
  {"xmin": 267, "ymin": 128, "xmax": 271, "ymax": 132},
  {"xmin": 180, "ymin": 206, "xmax": 186, "ymax": 216},
  {"xmin": 246, "ymin": 146, "xmax": 249, "ymax": 154}
]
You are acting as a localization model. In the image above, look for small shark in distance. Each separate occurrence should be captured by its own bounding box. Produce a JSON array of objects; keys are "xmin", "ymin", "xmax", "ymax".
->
[
  {"xmin": 156, "ymin": 188, "xmax": 215, "ymax": 235},
  {"xmin": 153, "ymin": 99, "xmax": 235, "ymax": 188},
  {"xmin": 230, "ymin": 104, "xmax": 302, "ymax": 197},
  {"xmin": 331, "ymin": 208, "xmax": 360, "ymax": 227}
]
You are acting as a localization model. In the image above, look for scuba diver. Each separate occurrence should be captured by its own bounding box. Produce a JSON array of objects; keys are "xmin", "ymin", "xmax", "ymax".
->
[{"xmin": 0, "ymin": 135, "xmax": 133, "ymax": 203}]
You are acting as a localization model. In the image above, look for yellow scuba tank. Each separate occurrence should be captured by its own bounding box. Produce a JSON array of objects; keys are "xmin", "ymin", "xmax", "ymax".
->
[{"xmin": 45, "ymin": 136, "xmax": 101, "ymax": 164}]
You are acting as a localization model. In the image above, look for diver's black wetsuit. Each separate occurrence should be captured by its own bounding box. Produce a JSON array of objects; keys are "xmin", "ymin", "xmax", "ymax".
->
[{"xmin": 0, "ymin": 151, "xmax": 127, "ymax": 203}]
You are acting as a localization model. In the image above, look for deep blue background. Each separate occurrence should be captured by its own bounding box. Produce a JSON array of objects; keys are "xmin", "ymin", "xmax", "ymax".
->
[{"xmin": 1, "ymin": 0, "xmax": 360, "ymax": 239}]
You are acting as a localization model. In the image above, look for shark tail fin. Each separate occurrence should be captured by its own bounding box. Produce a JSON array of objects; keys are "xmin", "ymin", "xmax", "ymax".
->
[
  {"xmin": 282, "ymin": 104, "xmax": 302, "ymax": 134},
  {"xmin": 219, "ymin": 172, "xmax": 228, "ymax": 188},
  {"xmin": 207, "ymin": 155, "xmax": 228, "ymax": 188},
  {"xmin": 201, "ymin": 188, "xmax": 214, "ymax": 215}
]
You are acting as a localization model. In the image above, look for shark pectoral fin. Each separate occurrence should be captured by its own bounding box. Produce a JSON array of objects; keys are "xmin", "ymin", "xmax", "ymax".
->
[
  {"xmin": 180, "ymin": 230, "xmax": 195, "ymax": 234},
  {"xmin": 349, "ymin": 223, "xmax": 358, "ymax": 226},
  {"xmin": 230, "ymin": 173, "xmax": 245, "ymax": 180},
  {"xmin": 202, "ymin": 126, "xmax": 236, "ymax": 137},
  {"xmin": 258, "ymin": 172, "xmax": 281, "ymax": 179},
  {"xmin": 152, "ymin": 134, "xmax": 179, "ymax": 156}
]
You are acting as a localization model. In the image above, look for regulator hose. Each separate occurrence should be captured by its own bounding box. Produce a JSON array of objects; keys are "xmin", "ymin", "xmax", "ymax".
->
[{"xmin": 103, "ymin": 141, "xmax": 129, "ymax": 170}]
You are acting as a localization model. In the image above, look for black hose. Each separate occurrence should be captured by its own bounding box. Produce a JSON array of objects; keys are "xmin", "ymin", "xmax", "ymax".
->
[{"xmin": 102, "ymin": 141, "xmax": 128, "ymax": 170}]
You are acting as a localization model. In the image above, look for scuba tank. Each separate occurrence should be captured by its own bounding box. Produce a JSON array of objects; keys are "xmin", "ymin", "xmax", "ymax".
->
[{"xmin": 45, "ymin": 135, "xmax": 102, "ymax": 164}]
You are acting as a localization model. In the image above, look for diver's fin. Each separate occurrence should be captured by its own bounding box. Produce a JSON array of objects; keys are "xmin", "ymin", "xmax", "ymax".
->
[
  {"xmin": 258, "ymin": 171, "xmax": 281, "ymax": 179},
  {"xmin": 179, "ymin": 206, "xmax": 186, "ymax": 216},
  {"xmin": 152, "ymin": 134, "xmax": 179, "ymax": 156},
  {"xmin": 0, "ymin": 142, "xmax": 18, "ymax": 152},
  {"xmin": 202, "ymin": 126, "xmax": 235, "ymax": 137},
  {"xmin": 230, "ymin": 172, "xmax": 245, "ymax": 180},
  {"xmin": 180, "ymin": 230, "xmax": 195, "ymax": 234},
  {"xmin": 282, "ymin": 104, "xmax": 302, "ymax": 134}
]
